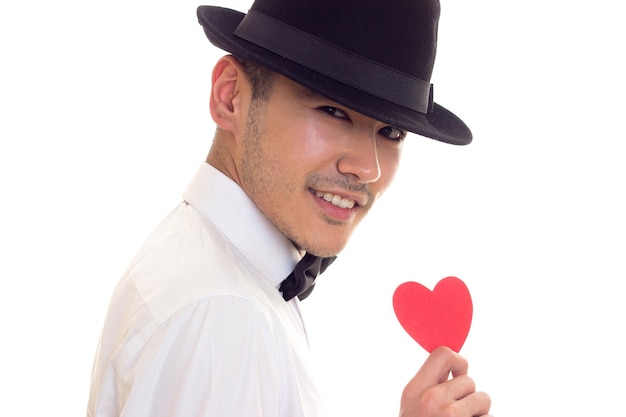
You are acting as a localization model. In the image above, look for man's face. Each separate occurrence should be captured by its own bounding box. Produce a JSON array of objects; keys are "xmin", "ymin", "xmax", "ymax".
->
[{"xmin": 238, "ymin": 74, "xmax": 404, "ymax": 257}]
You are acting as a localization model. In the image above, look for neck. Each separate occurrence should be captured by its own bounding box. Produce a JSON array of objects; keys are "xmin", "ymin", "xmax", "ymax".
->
[{"xmin": 206, "ymin": 130, "xmax": 242, "ymax": 187}]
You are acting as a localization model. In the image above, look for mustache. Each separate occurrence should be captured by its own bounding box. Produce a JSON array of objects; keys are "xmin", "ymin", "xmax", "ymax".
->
[{"xmin": 305, "ymin": 174, "xmax": 374, "ymax": 206}]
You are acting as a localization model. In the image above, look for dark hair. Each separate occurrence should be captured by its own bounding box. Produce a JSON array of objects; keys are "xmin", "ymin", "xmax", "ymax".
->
[{"xmin": 239, "ymin": 58, "xmax": 275, "ymax": 101}]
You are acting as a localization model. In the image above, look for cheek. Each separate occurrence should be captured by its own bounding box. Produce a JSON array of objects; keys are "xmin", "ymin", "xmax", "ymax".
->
[{"xmin": 282, "ymin": 119, "xmax": 339, "ymax": 169}]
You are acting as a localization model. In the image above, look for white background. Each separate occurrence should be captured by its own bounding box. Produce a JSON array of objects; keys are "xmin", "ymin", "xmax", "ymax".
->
[{"xmin": 1, "ymin": 0, "xmax": 624, "ymax": 415}]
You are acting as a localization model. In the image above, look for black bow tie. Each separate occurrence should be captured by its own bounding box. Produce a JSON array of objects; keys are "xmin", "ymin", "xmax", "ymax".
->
[{"xmin": 280, "ymin": 253, "xmax": 337, "ymax": 301}]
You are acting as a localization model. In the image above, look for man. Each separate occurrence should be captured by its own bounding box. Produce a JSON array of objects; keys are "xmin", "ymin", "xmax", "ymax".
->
[{"xmin": 87, "ymin": 0, "xmax": 492, "ymax": 416}]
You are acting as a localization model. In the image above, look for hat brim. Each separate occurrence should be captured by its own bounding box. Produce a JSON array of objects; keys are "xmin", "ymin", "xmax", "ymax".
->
[{"xmin": 197, "ymin": 6, "xmax": 472, "ymax": 145}]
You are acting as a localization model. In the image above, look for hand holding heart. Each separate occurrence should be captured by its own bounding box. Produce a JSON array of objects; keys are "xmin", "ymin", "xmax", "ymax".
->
[{"xmin": 394, "ymin": 277, "xmax": 492, "ymax": 417}]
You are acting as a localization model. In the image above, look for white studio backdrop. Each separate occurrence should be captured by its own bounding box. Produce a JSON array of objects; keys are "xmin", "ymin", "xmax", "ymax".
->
[{"xmin": 1, "ymin": 0, "xmax": 624, "ymax": 416}]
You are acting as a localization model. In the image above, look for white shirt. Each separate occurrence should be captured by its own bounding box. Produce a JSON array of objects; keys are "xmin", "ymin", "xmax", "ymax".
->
[{"xmin": 87, "ymin": 163, "xmax": 327, "ymax": 417}]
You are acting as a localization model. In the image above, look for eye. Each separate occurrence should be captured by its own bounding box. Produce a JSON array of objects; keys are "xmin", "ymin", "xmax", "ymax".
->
[
  {"xmin": 320, "ymin": 106, "xmax": 349, "ymax": 120},
  {"xmin": 379, "ymin": 126, "xmax": 407, "ymax": 141}
]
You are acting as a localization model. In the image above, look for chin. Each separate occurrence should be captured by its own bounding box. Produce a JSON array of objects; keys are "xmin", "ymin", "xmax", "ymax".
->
[
  {"xmin": 303, "ymin": 238, "xmax": 349, "ymax": 258},
  {"xmin": 290, "ymin": 223, "xmax": 354, "ymax": 257}
]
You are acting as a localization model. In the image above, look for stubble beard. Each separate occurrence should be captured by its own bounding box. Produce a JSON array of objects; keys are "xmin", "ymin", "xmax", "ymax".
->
[{"xmin": 239, "ymin": 100, "xmax": 304, "ymax": 251}]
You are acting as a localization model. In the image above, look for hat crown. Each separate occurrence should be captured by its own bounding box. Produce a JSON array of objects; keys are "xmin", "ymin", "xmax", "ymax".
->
[
  {"xmin": 250, "ymin": 0, "xmax": 440, "ymax": 83},
  {"xmin": 196, "ymin": 0, "xmax": 472, "ymax": 144}
]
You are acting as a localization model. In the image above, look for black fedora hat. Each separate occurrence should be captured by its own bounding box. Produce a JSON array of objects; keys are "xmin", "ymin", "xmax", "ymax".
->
[{"xmin": 197, "ymin": 0, "xmax": 471, "ymax": 145}]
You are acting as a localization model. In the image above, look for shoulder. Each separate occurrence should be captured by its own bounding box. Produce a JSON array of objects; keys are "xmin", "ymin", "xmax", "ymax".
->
[{"xmin": 121, "ymin": 202, "xmax": 274, "ymax": 321}]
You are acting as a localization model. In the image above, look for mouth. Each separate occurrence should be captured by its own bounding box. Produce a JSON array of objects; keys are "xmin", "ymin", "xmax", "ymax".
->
[{"xmin": 313, "ymin": 190, "xmax": 357, "ymax": 209}]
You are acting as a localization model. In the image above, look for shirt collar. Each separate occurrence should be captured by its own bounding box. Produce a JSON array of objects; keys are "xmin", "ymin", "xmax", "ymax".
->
[{"xmin": 183, "ymin": 162, "xmax": 301, "ymax": 288}]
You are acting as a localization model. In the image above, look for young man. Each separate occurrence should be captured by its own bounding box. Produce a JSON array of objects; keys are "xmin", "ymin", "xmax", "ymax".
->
[{"xmin": 87, "ymin": 1, "xmax": 492, "ymax": 416}]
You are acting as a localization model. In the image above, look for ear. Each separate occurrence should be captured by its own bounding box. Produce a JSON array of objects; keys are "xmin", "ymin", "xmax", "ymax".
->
[{"xmin": 209, "ymin": 55, "xmax": 249, "ymax": 134}]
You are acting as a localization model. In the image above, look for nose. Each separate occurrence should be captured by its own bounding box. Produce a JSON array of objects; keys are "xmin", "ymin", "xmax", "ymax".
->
[{"xmin": 336, "ymin": 132, "xmax": 381, "ymax": 184}]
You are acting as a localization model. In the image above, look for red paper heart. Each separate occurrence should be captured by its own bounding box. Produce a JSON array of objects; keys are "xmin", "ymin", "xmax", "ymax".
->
[{"xmin": 393, "ymin": 277, "xmax": 473, "ymax": 353}]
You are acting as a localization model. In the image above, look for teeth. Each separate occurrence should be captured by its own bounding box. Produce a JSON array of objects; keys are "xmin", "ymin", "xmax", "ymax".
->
[{"xmin": 315, "ymin": 191, "xmax": 356, "ymax": 209}]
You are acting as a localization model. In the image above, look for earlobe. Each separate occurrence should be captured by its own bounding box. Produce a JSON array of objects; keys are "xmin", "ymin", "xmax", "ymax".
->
[{"xmin": 209, "ymin": 55, "xmax": 246, "ymax": 132}]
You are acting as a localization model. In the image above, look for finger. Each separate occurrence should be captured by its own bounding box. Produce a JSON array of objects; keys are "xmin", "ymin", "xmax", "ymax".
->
[
  {"xmin": 417, "ymin": 346, "xmax": 469, "ymax": 386},
  {"xmin": 437, "ymin": 374, "xmax": 476, "ymax": 402},
  {"xmin": 455, "ymin": 390, "xmax": 492, "ymax": 417}
]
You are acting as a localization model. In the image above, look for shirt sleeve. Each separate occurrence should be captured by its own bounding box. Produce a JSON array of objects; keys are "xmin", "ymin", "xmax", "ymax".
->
[{"xmin": 113, "ymin": 295, "xmax": 284, "ymax": 417}]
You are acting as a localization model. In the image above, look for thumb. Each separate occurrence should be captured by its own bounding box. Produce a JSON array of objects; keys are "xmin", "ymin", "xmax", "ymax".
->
[{"xmin": 410, "ymin": 346, "xmax": 468, "ymax": 390}]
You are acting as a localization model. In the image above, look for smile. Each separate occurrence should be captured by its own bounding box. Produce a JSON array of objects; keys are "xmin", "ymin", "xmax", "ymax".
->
[{"xmin": 314, "ymin": 190, "xmax": 356, "ymax": 209}]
